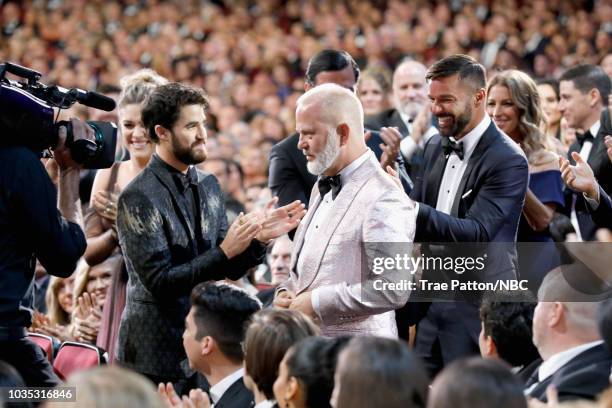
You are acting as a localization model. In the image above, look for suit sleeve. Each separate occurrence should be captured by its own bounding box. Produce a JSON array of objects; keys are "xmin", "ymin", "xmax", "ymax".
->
[
  {"xmin": 415, "ymin": 155, "xmax": 529, "ymax": 242},
  {"xmin": 268, "ymin": 142, "xmax": 308, "ymax": 208},
  {"xmin": 586, "ymin": 186, "xmax": 612, "ymax": 230},
  {"xmin": 16, "ymin": 154, "xmax": 85, "ymax": 277},
  {"xmin": 312, "ymin": 190, "xmax": 417, "ymax": 325},
  {"xmin": 117, "ymin": 188, "xmax": 265, "ymax": 299}
]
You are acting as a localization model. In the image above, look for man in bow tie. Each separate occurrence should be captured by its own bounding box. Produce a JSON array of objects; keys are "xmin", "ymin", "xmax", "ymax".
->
[
  {"xmin": 274, "ymin": 83, "xmax": 418, "ymax": 338},
  {"xmin": 116, "ymin": 83, "xmax": 304, "ymax": 388},
  {"xmin": 402, "ymin": 54, "xmax": 529, "ymax": 377},
  {"xmin": 558, "ymin": 64, "xmax": 611, "ymax": 241}
]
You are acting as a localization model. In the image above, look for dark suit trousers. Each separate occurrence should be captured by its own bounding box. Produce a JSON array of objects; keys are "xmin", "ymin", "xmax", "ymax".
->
[
  {"xmin": 415, "ymin": 302, "xmax": 481, "ymax": 377},
  {"xmin": 0, "ymin": 337, "xmax": 60, "ymax": 387}
]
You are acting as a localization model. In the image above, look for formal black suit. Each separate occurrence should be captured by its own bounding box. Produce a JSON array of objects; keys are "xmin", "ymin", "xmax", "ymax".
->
[
  {"xmin": 526, "ymin": 343, "xmax": 612, "ymax": 402},
  {"xmin": 566, "ymin": 110, "xmax": 612, "ymax": 240},
  {"xmin": 214, "ymin": 378, "xmax": 255, "ymax": 408},
  {"xmin": 403, "ymin": 119, "xmax": 529, "ymax": 376},
  {"xmin": 364, "ymin": 108, "xmax": 410, "ymax": 137},
  {"xmin": 116, "ymin": 154, "xmax": 265, "ymax": 381},
  {"xmin": 268, "ymin": 131, "xmax": 412, "ymax": 211}
]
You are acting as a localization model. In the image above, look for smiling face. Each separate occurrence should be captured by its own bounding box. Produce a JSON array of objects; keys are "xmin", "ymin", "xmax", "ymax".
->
[
  {"xmin": 537, "ymin": 83, "xmax": 561, "ymax": 127},
  {"xmin": 428, "ymin": 74, "xmax": 475, "ymax": 139},
  {"xmin": 558, "ymin": 80, "xmax": 598, "ymax": 131},
  {"xmin": 486, "ymin": 85, "xmax": 521, "ymax": 141},
  {"xmin": 85, "ymin": 262, "xmax": 113, "ymax": 307},
  {"xmin": 57, "ymin": 275, "xmax": 75, "ymax": 315},
  {"xmin": 119, "ymin": 103, "xmax": 154, "ymax": 161},
  {"xmin": 392, "ymin": 63, "xmax": 428, "ymax": 119},
  {"xmin": 169, "ymin": 104, "xmax": 208, "ymax": 166}
]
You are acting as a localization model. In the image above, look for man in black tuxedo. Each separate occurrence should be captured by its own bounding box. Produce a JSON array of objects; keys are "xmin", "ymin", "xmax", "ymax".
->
[
  {"xmin": 116, "ymin": 83, "xmax": 304, "ymax": 387},
  {"xmin": 365, "ymin": 60, "xmax": 435, "ymax": 178},
  {"xmin": 559, "ymin": 64, "xmax": 611, "ymax": 241},
  {"xmin": 268, "ymin": 49, "xmax": 407, "ymax": 211},
  {"xmin": 525, "ymin": 265, "xmax": 612, "ymax": 403},
  {"xmin": 404, "ymin": 54, "xmax": 529, "ymax": 376},
  {"xmin": 159, "ymin": 282, "xmax": 260, "ymax": 408}
]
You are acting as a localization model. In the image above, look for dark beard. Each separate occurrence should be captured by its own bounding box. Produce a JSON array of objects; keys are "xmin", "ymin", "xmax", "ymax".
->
[
  {"xmin": 171, "ymin": 135, "xmax": 206, "ymax": 165},
  {"xmin": 438, "ymin": 104, "xmax": 472, "ymax": 137}
]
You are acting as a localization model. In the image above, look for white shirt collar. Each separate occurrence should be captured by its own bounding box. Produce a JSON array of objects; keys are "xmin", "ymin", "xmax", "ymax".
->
[
  {"xmin": 588, "ymin": 120, "xmax": 601, "ymax": 139},
  {"xmin": 254, "ymin": 400, "xmax": 276, "ymax": 408},
  {"xmin": 457, "ymin": 114, "xmax": 491, "ymax": 160},
  {"xmin": 320, "ymin": 149, "xmax": 371, "ymax": 188},
  {"xmin": 209, "ymin": 368, "xmax": 244, "ymax": 404},
  {"xmin": 538, "ymin": 340, "xmax": 603, "ymax": 382},
  {"xmin": 399, "ymin": 110, "xmax": 413, "ymax": 127}
]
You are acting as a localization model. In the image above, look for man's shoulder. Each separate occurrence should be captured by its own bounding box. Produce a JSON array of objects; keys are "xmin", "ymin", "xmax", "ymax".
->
[
  {"xmin": 119, "ymin": 166, "xmax": 158, "ymax": 202},
  {"xmin": 0, "ymin": 145, "xmax": 41, "ymax": 164},
  {"xmin": 272, "ymin": 132, "xmax": 299, "ymax": 152},
  {"xmin": 483, "ymin": 125, "xmax": 527, "ymax": 164}
]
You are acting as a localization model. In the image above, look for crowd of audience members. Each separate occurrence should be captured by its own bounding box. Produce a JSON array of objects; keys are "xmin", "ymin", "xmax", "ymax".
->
[{"xmin": 2, "ymin": 0, "xmax": 612, "ymax": 407}]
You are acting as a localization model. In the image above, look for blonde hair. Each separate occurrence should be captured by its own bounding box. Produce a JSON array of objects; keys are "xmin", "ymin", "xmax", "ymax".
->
[
  {"xmin": 73, "ymin": 253, "xmax": 122, "ymax": 301},
  {"xmin": 45, "ymin": 276, "xmax": 73, "ymax": 326},
  {"xmin": 47, "ymin": 366, "xmax": 164, "ymax": 408},
  {"xmin": 117, "ymin": 69, "xmax": 168, "ymax": 108},
  {"xmin": 487, "ymin": 70, "xmax": 547, "ymax": 163}
]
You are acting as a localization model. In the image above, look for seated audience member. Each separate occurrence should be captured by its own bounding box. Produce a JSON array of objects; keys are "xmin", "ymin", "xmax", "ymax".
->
[
  {"xmin": 479, "ymin": 290, "xmax": 541, "ymax": 376},
  {"xmin": 428, "ymin": 357, "xmax": 527, "ymax": 408},
  {"xmin": 46, "ymin": 366, "xmax": 164, "ymax": 408},
  {"xmin": 71, "ymin": 255, "xmax": 121, "ymax": 344},
  {"xmin": 32, "ymin": 275, "xmax": 76, "ymax": 341},
  {"xmin": 257, "ymin": 235, "xmax": 292, "ymax": 307},
  {"xmin": 158, "ymin": 282, "xmax": 261, "ymax": 408},
  {"xmin": 560, "ymin": 152, "xmax": 612, "ymax": 231},
  {"xmin": 357, "ymin": 67, "xmax": 392, "ymax": 116},
  {"xmin": 331, "ymin": 336, "xmax": 429, "ymax": 408},
  {"xmin": 244, "ymin": 309, "xmax": 321, "ymax": 407},
  {"xmin": 525, "ymin": 265, "xmax": 612, "ymax": 402},
  {"xmin": 273, "ymin": 337, "xmax": 350, "ymax": 408}
]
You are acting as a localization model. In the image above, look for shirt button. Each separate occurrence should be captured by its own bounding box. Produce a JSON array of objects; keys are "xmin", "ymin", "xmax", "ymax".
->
[{"xmin": 447, "ymin": 190, "xmax": 450, "ymax": 193}]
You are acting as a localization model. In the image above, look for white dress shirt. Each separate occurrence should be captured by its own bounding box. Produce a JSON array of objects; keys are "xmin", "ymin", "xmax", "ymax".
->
[
  {"xmin": 254, "ymin": 400, "xmax": 276, "ymax": 408},
  {"xmin": 209, "ymin": 368, "xmax": 244, "ymax": 407},
  {"xmin": 303, "ymin": 150, "xmax": 372, "ymax": 244},
  {"xmin": 570, "ymin": 120, "xmax": 601, "ymax": 240},
  {"xmin": 435, "ymin": 115, "xmax": 491, "ymax": 215}
]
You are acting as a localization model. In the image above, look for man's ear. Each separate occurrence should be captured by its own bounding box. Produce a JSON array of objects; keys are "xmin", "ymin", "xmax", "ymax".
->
[
  {"xmin": 200, "ymin": 335, "xmax": 215, "ymax": 357},
  {"xmin": 474, "ymin": 88, "xmax": 486, "ymax": 107},
  {"xmin": 286, "ymin": 376, "xmax": 300, "ymax": 402},
  {"xmin": 304, "ymin": 82, "xmax": 313, "ymax": 92},
  {"xmin": 155, "ymin": 124, "xmax": 170, "ymax": 142},
  {"xmin": 484, "ymin": 335, "xmax": 498, "ymax": 358},
  {"xmin": 550, "ymin": 302, "xmax": 565, "ymax": 328},
  {"xmin": 336, "ymin": 123, "xmax": 350, "ymax": 146},
  {"xmin": 588, "ymin": 88, "xmax": 602, "ymax": 108}
]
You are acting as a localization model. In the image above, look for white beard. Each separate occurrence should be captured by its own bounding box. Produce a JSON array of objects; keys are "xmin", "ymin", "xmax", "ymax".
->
[{"xmin": 306, "ymin": 129, "xmax": 341, "ymax": 175}]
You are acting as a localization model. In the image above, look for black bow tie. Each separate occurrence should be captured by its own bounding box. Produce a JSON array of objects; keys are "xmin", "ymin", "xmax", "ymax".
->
[
  {"xmin": 318, "ymin": 175, "xmax": 342, "ymax": 200},
  {"xmin": 174, "ymin": 166, "xmax": 198, "ymax": 192},
  {"xmin": 441, "ymin": 137, "xmax": 464, "ymax": 160},
  {"xmin": 577, "ymin": 131, "xmax": 594, "ymax": 146}
]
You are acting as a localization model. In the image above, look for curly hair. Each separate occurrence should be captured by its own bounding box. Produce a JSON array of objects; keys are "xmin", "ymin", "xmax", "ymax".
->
[{"xmin": 487, "ymin": 70, "xmax": 547, "ymax": 162}]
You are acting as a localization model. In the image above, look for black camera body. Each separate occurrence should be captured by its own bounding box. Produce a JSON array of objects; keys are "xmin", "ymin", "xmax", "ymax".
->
[{"xmin": 0, "ymin": 62, "xmax": 117, "ymax": 169}]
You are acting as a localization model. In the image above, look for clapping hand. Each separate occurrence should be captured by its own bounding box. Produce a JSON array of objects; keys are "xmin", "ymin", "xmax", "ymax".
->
[
  {"xmin": 378, "ymin": 127, "xmax": 402, "ymax": 169},
  {"xmin": 559, "ymin": 152, "xmax": 599, "ymax": 200},
  {"xmin": 158, "ymin": 382, "xmax": 211, "ymax": 408},
  {"xmin": 254, "ymin": 197, "xmax": 306, "ymax": 243},
  {"xmin": 72, "ymin": 293, "xmax": 102, "ymax": 343}
]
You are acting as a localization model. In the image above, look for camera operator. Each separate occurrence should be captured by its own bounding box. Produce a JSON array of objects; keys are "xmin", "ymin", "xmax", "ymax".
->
[{"xmin": 0, "ymin": 118, "xmax": 94, "ymax": 387}]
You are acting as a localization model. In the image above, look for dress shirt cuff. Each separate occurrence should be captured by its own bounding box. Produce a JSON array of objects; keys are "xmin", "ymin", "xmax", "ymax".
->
[
  {"xmin": 400, "ymin": 136, "xmax": 418, "ymax": 160},
  {"xmin": 310, "ymin": 287, "xmax": 323, "ymax": 323},
  {"xmin": 583, "ymin": 190, "xmax": 600, "ymax": 210}
]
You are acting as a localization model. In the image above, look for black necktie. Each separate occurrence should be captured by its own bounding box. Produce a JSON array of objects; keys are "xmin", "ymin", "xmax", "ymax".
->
[
  {"xmin": 441, "ymin": 137, "xmax": 464, "ymax": 160},
  {"xmin": 318, "ymin": 175, "xmax": 342, "ymax": 200},
  {"xmin": 174, "ymin": 166, "xmax": 198, "ymax": 192},
  {"xmin": 577, "ymin": 131, "xmax": 594, "ymax": 146}
]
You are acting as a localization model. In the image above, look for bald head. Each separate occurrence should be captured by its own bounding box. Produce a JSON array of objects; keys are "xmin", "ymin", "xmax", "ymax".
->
[
  {"xmin": 296, "ymin": 83, "xmax": 367, "ymax": 176},
  {"xmin": 392, "ymin": 60, "xmax": 428, "ymax": 119}
]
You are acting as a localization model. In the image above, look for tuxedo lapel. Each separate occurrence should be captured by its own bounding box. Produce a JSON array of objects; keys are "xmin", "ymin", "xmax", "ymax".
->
[
  {"xmin": 290, "ymin": 193, "xmax": 322, "ymax": 279},
  {"xmin": 424, "ymin": 142, "xmax": 447, "ymax": 206},
  {"xmin": 296, "ymin": 156, "xmax": 377, "ymax": 293},
  {"xmin": 391, "ymin": 110, "xmax": 410, "ymax": 136}
]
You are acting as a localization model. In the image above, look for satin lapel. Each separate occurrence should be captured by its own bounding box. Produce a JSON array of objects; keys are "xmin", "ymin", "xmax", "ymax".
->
[
  {"xmin": 391, "ymin": 110, "xmax": 410, "ymax": 136},
  {"xmin": 149, "ymin": 161, "xmax": 196, "ymax": 245},
  {"xmin": 587, "ymin": 131, "xmax": 605, "ymax": 168},
  {"xmin": 290, "ymin": 191, "xmax": 322, "ymax": 280},
  {"xmin": 297, "ymin": 156, "xmax": 377, "ymax": 293},
  {"xmin": 424, "ymin": 142, "xmax": 448, "ymax": 206},
  {"xmin": 450, "ymin": 123, "xmax": 496, "ymax": 217}
]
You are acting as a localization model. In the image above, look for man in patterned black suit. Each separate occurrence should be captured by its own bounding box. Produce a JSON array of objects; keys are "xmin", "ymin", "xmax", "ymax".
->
[{"xmin": 116, "ymin": 83, "xmax": 304, "ymax": 388}]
